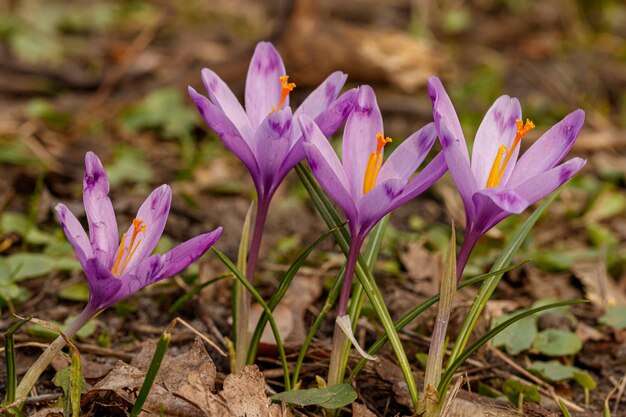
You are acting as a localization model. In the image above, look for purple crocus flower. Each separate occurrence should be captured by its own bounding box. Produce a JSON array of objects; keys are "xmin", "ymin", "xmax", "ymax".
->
[
  {"xmin": 298, "ymin": 85, "xmax": 447, "ymax": 384},
  {"xmin": 56, "ymin": 152, "xmax": 222, "ymax": 321},
  {"xmin": 14, "ymin": 151, "xmax": 222, "ymax": 401},
  {"xmin": 188, "ymin": 41, "xmax": 356, "ymax": 281},
  {"xmin": 428, "ymin": 76, "xmax": 586, "ymax": 279}
]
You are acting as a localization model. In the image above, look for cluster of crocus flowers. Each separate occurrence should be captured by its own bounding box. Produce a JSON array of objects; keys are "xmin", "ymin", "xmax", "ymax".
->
[
  {"xmin": 299, "ymin": 85, "xmax": 448, "ymax": 384},
  {"xmin": 427, "ymin": 76, "xmax": 586, "ymax": 279},
  {"xmin": 189, "ymin": 42, "xmax": 356, "ymax": 281}
]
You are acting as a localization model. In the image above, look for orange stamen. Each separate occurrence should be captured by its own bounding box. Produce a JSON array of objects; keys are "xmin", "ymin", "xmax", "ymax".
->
[
  {"xmin": 486, "ymin": 119, "xmax": 535, "ymax": 188},
  {"xmin": 111, "ymin": 219, "xmax": 146, "ymax": 277},
  {"xmin": 363, "ymin": 132, "xmax": 393, "ymax": 194},
  {"xmin": 270, "ymin": 75, "xmax": 296, "ymax": 114}
]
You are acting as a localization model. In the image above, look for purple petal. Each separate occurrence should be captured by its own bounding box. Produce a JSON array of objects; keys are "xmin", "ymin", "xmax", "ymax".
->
[
  {"xmin": 377, "ymin": 123, "xmax": 437, "ymax": 184},
  {"xmin": 245, "ymin": 42, "xmax": 286, "ymax": 129},
  {"xmin": 356, "ymin": 178, "xmax": 407, "ymax": 235},
  {"xmin": 189, "ymin": 86, "xmax": 261, "ymax": 180},
  {"xmin": 155, "ymin": 227, "xmax": 222, "ymax": 281},
  {"xmin": 84, "ymin": 258, "xmax": 123, "ymax": 312},
  {"xmin": 299, "ymin": 115, "xmax": 357, "ymax": 222},
  {"xmin": 117, "ymin": 185, "xmax": 172, "ymax": 273},
  {"xmin": 253, "ymin": 107, "xmax": 294, "ymax": 191},
  {"xmin": 342, "ymin": 86, "xmax": 383, "ymax": 200},
  {"xmin": 437, "ymin": 120, "xmax": 477, "ymax": 207},
  {"xmin": 293, "ymin": 71, "xmax": 347, "ymax": 121},
  {"xmin": 472, "ymin": 188, "xmax": 529, "ymax": 215},
  {"xmin": 82, "ymin": 152, "xmax": 118, "ymax": 268},
  {"xmin": 399, "ymin": 152, "xmax": 449, "ymax": 201},
  {"xmin": 314, "ymin": 88, "xmax": 358, "ymax": 138},
  {"xmin": 507, "ymin": 109, "xmax": 585, "ymax": 188},
  {"xmin": 514, "ymin": 157, "xmax": 586, "ymax": 206},
  {"xmin": 201, "ymin": 68, "xmax": 253, "ymax": 142},
  {"xmin": 471, "ymin": 96, "xmax": 521, "ymax": 188},
  {"xmin": 428, "ymin": 76, "xmax": 468, "ymax": 161},
  {"xmin": 55, "ymin": 203, "xmax": 93, "ymax": 271}
]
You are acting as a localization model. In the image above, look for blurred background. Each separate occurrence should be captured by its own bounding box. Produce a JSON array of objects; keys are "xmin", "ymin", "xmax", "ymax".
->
[{"xmin": 0, "ymin": 0, "xmax": 625, "ymax": 414}]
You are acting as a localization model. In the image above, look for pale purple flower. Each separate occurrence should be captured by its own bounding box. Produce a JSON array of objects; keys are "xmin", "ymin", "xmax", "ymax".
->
[
  {"xmin": 428, "ymin": 76, "xmax": 586, "ymax": 278},
  {"xmin": 299, "ymin": 85, "xmax": 447, "ymax": 244},
  {"xmin": 56, "ymin": 152, "xmax": 222, "ymax": 315},
  {"xmin": 188, "ymin": 41, "xmax": 356, "ymax": 204}
]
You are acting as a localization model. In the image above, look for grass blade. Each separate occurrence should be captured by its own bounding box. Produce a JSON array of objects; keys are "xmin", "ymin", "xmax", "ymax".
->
[
  {"xmin": 296, "ymin": 163, "xmax": 419, "ymax": 408},
  {"xmin": 213, "ymin": 247, "xmax": 291, "ymax": 390},
  {"xmin": 169, "ymin": 274, "xmax": 230, "ymax": 313},
  {"xmin": 348, "ymin": 262, "xmax": 526, "ymax": 381},
  {"xmin": 247, "ymin": 226, "xmax": 336, "ymax": 363},
  {"xmin": 422, "ymin": 226, "xmax": 456, "ymax": 416},
  {"xmin": 3, "ymin": 316, "xmax": 32, "ymax": 405},
  {"xmin": 438, "ymin": 299, "xmax": 587, "ymax": 397},
  {"xmin": 130, "ymin": 321, "xmax": 174, "ymax": 417},
  {"xmin": 234, "ymin": 203, "xmax": 254, "ymax": 372},
  {"xmin": 448, "ymin": 188, "xmax": 562, "ymax": 367},
  {"xmin": 69, "ymin": 349, "xmax": 82, "ymax": 416}
]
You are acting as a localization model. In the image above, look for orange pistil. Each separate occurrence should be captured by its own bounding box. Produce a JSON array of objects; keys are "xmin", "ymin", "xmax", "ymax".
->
[
  {"xmin": 486, "ymin": 119, "xmax": 535, "ymax": 188},
  {"xmin": 111, "ymin": 218, "xmax": 146, "ymax": 277},
  {"xmin": 362, "ymin": 133, "xmax": 393, "ymax": 194},
  {"xmin": 270, "ymin": 75, "xmax": 296, "ymax": 113}
]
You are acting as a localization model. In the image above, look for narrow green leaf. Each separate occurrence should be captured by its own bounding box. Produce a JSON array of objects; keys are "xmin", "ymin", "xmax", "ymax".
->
[
  {"xmin": 423, "ymin": 227, "xmax": 457, "ymax": 393},
  {"xmin": 348, "ymin": 262, "xmax": 526, "ymax": 381},
  {"xmin": 130, "ymin": 322, "xmax": 173, "ymax": 417},
  {"xmin": 247, "ymin": 227, "xmax": 335, "ymax": 363},
  {"xmin": 3, "ymin": 316, "xmax": 32, "ymax": 404},
  {"xmin": 438, "ymin": 299, "xmax": 587, "ymax": 397},
  {"xmin": 448, "ymin": 189, "xmax": 562, "ymax": 368},
  {"xmin": 234, "ymin": 203, "xmax": 254, "ymax": 372},
  {"xmin": 558, "ymin": 398, "xmax": 573, "ymax": 417},
  {"xmin": 213, "ymin": 248, "xmax": 291, "ymax": 390},
  {"xmin": 296, "ymin": 164, "xmax": 419, "ymax": 407},
  {"xmin": 270, "ymin": 384, "xmax": 357, "ymax": 409},
  {"xmin": 69, "ymin": 349, "xmax": 82, "ymax": 416}
]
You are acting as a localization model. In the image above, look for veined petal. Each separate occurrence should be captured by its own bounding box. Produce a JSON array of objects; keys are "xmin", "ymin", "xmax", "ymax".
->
[
  {"xmin": 299, "ymin": 115, "xmax": 357, "ymax": 222},
  {"xmin": 201, "ymin": 68, "xmax": 253, "ymax": 142},
  {"xmin": 313, "ymin": 88, "xmax": 358, "ymax": 138},
  {"xmin": 154, "ymin": 227, "xmax": 222, "ymax": 282},
  {"xmin": 245, "ymin": 42, "xmax": 286, "ymax": 129},
  {"xmin": 356, "ymin": 178, "xmax": 407, "ymax": 235},
  {"xmin": 342, "ymin": 86, "xmax": 383, "ymax": 200},
  {"xmin": 189, "ymin": 86, "xmax": 261, "ymax": 180},
  {"xmin": 84, "ymin": 258, "xmax": 123, "ymax": 313},
  {"xmin": 55, "ymin": 203, "xmax": 93, "ymax": 271},
  {"xmin": 428, "ymin": 76, "xmax": 468, "ymax": 161},
  {"xmin": 437, "ymin": 120, "xmax": 477, "ymax": 207},
  {"xmin": 253, "ymin": 107, "xmax": 294, "ymax": 191},
  {"xmin": 514, "ymin": 158, "xmax": 586, "ymax": 206},
  {"xmin": 293, "ymin": 71, "xmax": 347, "ymax": 120},
  {"xmin": 82, "ymin": 152, "xmax": 118, "ymax": 268},
  {"xmin": 399, "ymin": 152, "xmax": 448, "ymax": 203},
  {"xmin": 377, "ymin": 123, "xmax": 437, "ymax": 184},
  {"xmin": 508, "ymin": 109, "xmax": 585, "ymax": 187},
  {"xmin": 119, "ymin": 185, "xmax": 172, "ymax": 272},
  {"xmin": 471, "ymin": 95, "xmax": 521, "ymax": 187},
  {"xmin": 473, "ymin": 188, "xmax": 529, "ymax": 215}
]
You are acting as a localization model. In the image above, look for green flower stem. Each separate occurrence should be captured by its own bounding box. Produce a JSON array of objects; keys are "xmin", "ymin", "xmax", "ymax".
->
[{"xmin": 447, "ymin": 191, "xmax": 560, "ymax": 367}]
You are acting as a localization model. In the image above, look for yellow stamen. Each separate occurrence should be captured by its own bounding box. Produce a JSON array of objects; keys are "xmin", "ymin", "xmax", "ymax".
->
[
  {"xmin": 111, "ymin": 218, "xmax": 146, "ymax": 277},
  {"xmin": 270, "ymin": 75, "xmax": 296, "ymax": 114},
  {"xmin": 362, "ymin": 133, "xmax": 392, "ymax": 194},
  {"xmin": 486, "ymin": 119, "xmax": 535, "ymax": 188}
]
